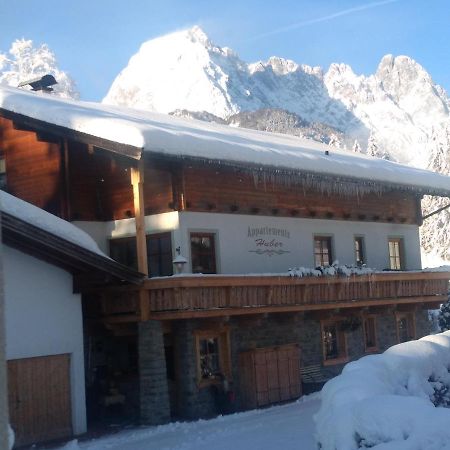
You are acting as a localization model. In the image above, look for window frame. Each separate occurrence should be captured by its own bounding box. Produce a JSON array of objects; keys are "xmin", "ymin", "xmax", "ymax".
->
[
  {"xmin": 194, "ymin": 327, "xmax": 231, "ymax": 387},
  {"xmin": 354, "ymin": 235, "xmax": 366, "ymax": 266},
  {"xmin": 395, "ymin": 312, "xmax": 416, "ymax": 343},
  {"xmin": 190, "ymin": 231, "xmax": 218, "ymax": 274},
  {"xmin": 320, "ymin": 319, "xmax": 349, "ymax": 366},
  {"xmin": 388, "ymin": 237, "xmax": 405, "ymax": 270},
  {"xmin": 313, "ymin": 235, "xmax": 334, "ymax": 267},
  {"xmin": 109, "ymin": 231, "xmax": 174, "ymax": 277},
  {"xmin": 362, "ymin": 315, "xmax": 378, "ymax": 352}
]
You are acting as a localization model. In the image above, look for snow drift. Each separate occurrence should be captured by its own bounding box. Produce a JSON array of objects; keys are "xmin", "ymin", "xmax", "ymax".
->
[{"xmin": 315, "ymin": 331, "xmax": 450, "ymax": 449}]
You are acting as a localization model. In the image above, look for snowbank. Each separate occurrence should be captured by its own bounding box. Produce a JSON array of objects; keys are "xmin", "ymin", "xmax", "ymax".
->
[{"xmin": 315, "ymin": 332, "xmax": 450, "ymax": 449}]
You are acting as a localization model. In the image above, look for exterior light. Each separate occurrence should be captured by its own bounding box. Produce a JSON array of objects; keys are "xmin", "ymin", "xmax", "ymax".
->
[{"xmin": 173, "ymin": 246, "xmax": 187, "ymax": 274}]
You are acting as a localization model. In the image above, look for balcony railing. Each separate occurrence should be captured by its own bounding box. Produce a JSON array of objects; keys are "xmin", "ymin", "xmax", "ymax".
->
[{"xmin": 100, "ymin": 271, "xmax": 450, "ymax": 321}]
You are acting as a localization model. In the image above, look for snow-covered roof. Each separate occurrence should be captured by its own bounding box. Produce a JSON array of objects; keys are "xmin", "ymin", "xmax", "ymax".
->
[
  {"xmin": 0, "ymin": 190, "xmax": 105, "ymax": 256},
  {"xmin": 1, "ymin": 85, "xmax": 450, "ymax": 196}
]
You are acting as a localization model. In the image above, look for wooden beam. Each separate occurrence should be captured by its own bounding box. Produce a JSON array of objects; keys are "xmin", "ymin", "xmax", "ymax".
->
[
  {"xmin": 36, "ymin": 131, "xmax": 60, "ymax": 143},
  {"xmin": 131, "ymin": 159, "xmax": 148, "ymax": 277},
  {"xmin": 102, "ymin": 314, "xmax": 140, "ymax": 324},
  {"xmin": 139, "ymin": 290, "xmax": 150, "ymax": 321},
  {"xmin": 171, "ymin": 163, "xmax": 186, "ymax": 211},
  {"xmin": 422, "ymin": 302, "xmax": 442, "ymax": 310},
  {"xmin": 143, "ymin": 271, "xmax": 450, "ymax": 290},
  {"xmin": 60, "ymin": 138, "xmax": 71, "ymax": 220},
  {"xmin": 149, "ymin": 295, "xmax": 448, "ymax": 320}
]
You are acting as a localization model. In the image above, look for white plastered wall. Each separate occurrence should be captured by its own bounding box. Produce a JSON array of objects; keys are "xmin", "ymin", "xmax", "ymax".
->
[
  {"xmin": 75, "ymin": 211, "xmax": 422, "ymax": 274},
  {"xmin": 3, "ymin": 246, "xmax": 86, "ymax": 435}
]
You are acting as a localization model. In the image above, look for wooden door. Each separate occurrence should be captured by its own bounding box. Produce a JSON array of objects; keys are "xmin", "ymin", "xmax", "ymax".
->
[
  {"xmin": 8, "ymin": 354, "xmax": 72, "ymax": 447},
  {"xmin": 239, "ymin": 344, "xmax": 302, "ymax": 409}
]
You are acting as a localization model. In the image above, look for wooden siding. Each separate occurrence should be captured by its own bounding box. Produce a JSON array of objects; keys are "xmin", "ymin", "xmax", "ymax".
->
[
  {"xmin": 8, "ymin": 354, "xmax": 72, "ymax": 447},
  {"xmin": 182, "ymin": 166, "xmax": 421, "ymax": 224},
  {"xmin": 0, "ymin": 117, "xmax": 63, "ymax": 216},
  {"xmin": 0, "ymin": 116, "xmax": 174, "ymax": 221},
  {"xmin": 0, "ymin": 115, "xmax": 422, "ymax": 224},
  {"xmin": 98, "ymin": 271, "xmax": 450, "ymax": 321}
]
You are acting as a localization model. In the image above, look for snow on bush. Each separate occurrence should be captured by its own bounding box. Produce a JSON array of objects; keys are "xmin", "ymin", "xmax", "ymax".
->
[
  {"xmin": 289, "ymin": 261, "xmax": 376, "ymax": 278},
  {"xmin": 438, "ymin": 298, "xmax": 450, "ymax": 331},
  {"xmin": 315, "ymin": 332, "xmax": 450, "ymax": 449}
]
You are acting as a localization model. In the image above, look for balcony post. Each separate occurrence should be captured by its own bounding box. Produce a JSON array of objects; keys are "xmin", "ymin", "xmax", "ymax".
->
[
  {"xmin": 131, "ymin": 159, "xmax": 148, "ymax": 276},
  {"xmin": 131, "ymin": 159, "xmax": 150, "ymax": 320}
]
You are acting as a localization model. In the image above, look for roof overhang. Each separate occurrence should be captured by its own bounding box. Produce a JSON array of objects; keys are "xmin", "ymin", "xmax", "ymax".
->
[
  {"xmin": 1, "ymin": 211, "xmax": 145, "ymax": 289},
  {"xmin": 0, "ymin": 108, "xmax": 142, "ymax": 160}
]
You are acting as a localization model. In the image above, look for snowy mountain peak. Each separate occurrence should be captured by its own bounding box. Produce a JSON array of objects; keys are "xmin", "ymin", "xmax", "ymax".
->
[
  {"xmin": 103, "ymin": 27, "xmax": 450, "ymax": 162},
  {"xmin": 265, "ymin": 56, "xmax": 299, "ymax": 75},
  {"xmin": 184, "ymin": 25, "xmax": 211, "ymax": 45}
]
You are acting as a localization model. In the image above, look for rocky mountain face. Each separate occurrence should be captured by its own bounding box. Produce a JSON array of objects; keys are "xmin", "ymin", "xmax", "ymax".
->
[
  {"xmin": 0, "ymin": 39, "xmax": 78, "ymax": 99},
  {"xmin": 104, "ymin": 26, "xmax": 450, "ymax": 265}
]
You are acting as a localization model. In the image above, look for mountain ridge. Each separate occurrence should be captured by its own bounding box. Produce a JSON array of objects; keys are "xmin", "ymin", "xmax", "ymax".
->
[{"xmin": 103, "ymin": 26, "xmax": 450, "ymax": 264}]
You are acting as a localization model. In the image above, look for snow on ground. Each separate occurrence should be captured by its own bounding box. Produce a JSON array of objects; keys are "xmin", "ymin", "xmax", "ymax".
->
[
  {"xmin": 316, "ymin": 331, "xmax": 450, "ymax": 450},
  {"xmin": 53, "ymin": 395, "xmax": 320, "ymax": 450}
]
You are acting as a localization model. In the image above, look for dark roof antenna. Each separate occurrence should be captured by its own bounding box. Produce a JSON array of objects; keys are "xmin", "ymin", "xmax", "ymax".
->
[{"xmin": 18, "ymin": 74, "xmax": 57, "ymax": 92}]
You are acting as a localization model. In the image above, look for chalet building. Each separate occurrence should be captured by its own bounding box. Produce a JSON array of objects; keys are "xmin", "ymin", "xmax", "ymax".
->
[{"xmin": 1, "ymin": 85, "xmax": 450, "ymax": 440}]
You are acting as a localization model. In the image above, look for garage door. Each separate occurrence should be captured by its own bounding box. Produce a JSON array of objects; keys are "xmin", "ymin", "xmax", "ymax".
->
[{"xmin": 8, "ymin": 354, "xmax": 72, "ymax": 447}]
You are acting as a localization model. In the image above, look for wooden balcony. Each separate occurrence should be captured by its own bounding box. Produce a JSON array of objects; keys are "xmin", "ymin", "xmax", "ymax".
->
[{"xmin": 100, "ymin": 271, "xmax": 450, "ymax": 321}]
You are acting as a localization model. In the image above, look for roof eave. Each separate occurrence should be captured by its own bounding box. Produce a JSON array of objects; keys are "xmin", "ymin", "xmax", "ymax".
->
[{"xmin": 1, "ymin": 212, "xmax": 145, "ymax": 286}]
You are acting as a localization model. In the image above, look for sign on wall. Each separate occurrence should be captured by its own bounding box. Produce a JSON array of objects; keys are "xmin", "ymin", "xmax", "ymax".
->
[{"xmin": 247, "ymin": 226, "xmax": 291, "ymax": 256}]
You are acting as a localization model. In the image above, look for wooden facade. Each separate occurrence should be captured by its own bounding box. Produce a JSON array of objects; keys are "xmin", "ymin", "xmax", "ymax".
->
[{"xmin": 0, "ymin": 115, "xmax": 422, "ymax": 225}]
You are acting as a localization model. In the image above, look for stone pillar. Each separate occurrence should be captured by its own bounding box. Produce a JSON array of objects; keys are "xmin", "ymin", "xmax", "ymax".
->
[{"xmin": 138, "ymin": 320, "xmax": 170, "ymax": 425}]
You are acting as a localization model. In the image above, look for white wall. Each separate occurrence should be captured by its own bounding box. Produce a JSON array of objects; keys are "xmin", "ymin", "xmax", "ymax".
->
[
  {"xmin": 177, "ymin": 212, "xmax": 422, "ymax": 273},
  {"xmin": 3, "ymin": 246, "xmax": 86, "ymax": 435},
  {"xmin": 75, "ymin": 211, "xmax": 422, "ymax": 274}
]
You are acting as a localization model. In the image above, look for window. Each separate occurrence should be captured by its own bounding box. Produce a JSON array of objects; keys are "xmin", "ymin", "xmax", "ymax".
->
[
  {"xmin": 199, "ymin": 337, "xmax": 220, "ymax": 378},
  {"xmin": 110, "ymin": 237, "xmax": 137, "ymax": 269},
  {"xmin": 194, "ymin": 328, "xmax": 231, "ymax": 385},
  {"xmin": 321, "ymin": 320, "xmax": 348, "ymax": 364},
  {"xmin": 388, "ymin": 238, "xmax": 404, "ymax": 270},
  {"xmin": 396, "ymin": 312, "xmax": 415, "ymax": 343},
  {"xmin": 109, "ymin": 232, "xmax": 173, "ymax": 277},
  {"xmin": 354, "ymin": 236, "xmax": 365, "ymax": 265},
  {"xmin": 314, "ymin": 236, "xmax": 333, "ymax": 267},
  {"xmin": 190, "ymin": 232, "xmax": 217, "ymax": 274},
  {"xmin": 147, "ymin": 233, "xmax": 173, "ymax": 277},
  {"xmin": 363, "ymin": 316, "xmax": 377, "ymax": 351}
]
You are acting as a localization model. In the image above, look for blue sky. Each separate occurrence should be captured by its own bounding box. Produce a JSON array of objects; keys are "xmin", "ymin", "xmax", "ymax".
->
[{"xmin": 1, "ymin": 0, "xmax": 449, "ymax": 101}]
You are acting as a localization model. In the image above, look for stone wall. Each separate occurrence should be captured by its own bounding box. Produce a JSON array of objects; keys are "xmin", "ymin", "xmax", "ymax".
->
[{"xmin": 139, "ymin": 309, "xmax": 432, "ymax": 421}]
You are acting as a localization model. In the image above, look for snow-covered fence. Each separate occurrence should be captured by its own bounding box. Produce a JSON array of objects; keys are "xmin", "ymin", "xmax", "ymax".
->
[{"xmin": 315, "ymin": 332, "xmax": 450, "ymax": 450}]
